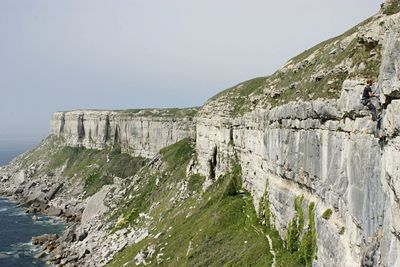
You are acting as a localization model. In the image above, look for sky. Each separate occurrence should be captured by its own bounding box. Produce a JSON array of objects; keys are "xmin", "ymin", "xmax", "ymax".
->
[{"xmin": 0, "ymin": 0, "xmax": 381, "ymax": 140}]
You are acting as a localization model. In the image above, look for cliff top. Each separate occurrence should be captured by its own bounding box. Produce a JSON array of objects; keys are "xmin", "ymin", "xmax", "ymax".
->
[
  {"xmin": 55, "ymin": 107, "xmax": 200, "ymax": 119},
  {"xmin": 120, "ymin": 107, "xmax": 200, "ymax": 118},
  {"xmin": 202, "ymin": 4, "xmax": 400, "ymax": 117}
]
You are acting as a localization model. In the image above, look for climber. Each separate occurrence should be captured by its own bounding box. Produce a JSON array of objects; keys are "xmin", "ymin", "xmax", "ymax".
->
[{"xmin": 361, "ymin": 80, "xmax": 379, "ymax": 121}]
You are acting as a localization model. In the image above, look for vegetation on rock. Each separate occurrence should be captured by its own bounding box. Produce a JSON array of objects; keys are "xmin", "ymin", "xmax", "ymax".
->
[
  {"xmin": 205, "ymin": 15, "xmax": 382, "ymax": 116},
  {"xmin": 273, "ymin": 196, "xmax": 317, "ymax": 267},
  {"xmin": 121, "ymin": 107, "xmax": 199, "ymax": 119},
  {"xmin": 383, "ymin": 0, "xmax": 400, "ymax": 15},
  {"xmin": 107, "ymin": 142, "xmax": 318, "ymax": 267},
  {"xmin": 108, "ymin": 144, "xmax": 274, "ymax": 266},
  {"xmin": 20, "ymin": 136, "xmax": 148, "ymax": 197},
  {"xmin": 322, "ymin": 208, "xmax": 333, "ymax": 220}
]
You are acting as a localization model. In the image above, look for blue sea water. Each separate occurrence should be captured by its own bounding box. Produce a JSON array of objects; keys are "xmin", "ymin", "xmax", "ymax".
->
[
  {"xmin": 0, "ymin": 198, "xmax": 64, "ymax": 267},
  {"xmin": 0, "ymin": 137, "xmax": 64, "ymax": 267}
]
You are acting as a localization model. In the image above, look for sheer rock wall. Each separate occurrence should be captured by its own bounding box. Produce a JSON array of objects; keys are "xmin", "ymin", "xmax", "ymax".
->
[
  {"xmin": 194, "ymin": 13, "xmax": 400, "ymax": 267},
  {"xmin": 51, "ymin": 110, "xmax": 196, "ymax": 158}
]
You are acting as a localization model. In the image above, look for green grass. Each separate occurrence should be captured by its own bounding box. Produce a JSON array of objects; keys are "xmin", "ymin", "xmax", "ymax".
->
[
  {"xmin": 19, "ymin": 136, "xmax": 61, "ymax": 168},
  {"xmin": 383, "ymin": 0, "xmax": 400, "ymax": 15},
  {"xmin": 276, "ymin": 196, "xmax": 317, "ymax": 267},
  {"xmin": 187, "ymin": 174, "xmax": 206, "ymax": 193},
  {"xmin": 17, "ymin": 138, "xmax": 318, "ymax": 267},
  {"xmin": 160, "ymin": 138, "xmax": 195, "ymax": 176},
  {"xmin": 49, "ymin": 147, "xmax": 147, "ymax": 196},
  {"xmin": 266, "ymin": 21, "xmax": 380, "ymax": 108},
  {"xmin": 19, "ymin": 138, "xmax": 148, "ymax": 197},
  {"xmin": 121, "ymin": 107, "xmax": 200, "ymax": 119},
  {"xmin": 109, "ymin": 138, "xmax": 197, "ymax": 230},
  {"xmin": 107, "ymin": 151, "xmax": 318, "ymax": 267},
  {"xmin": 207, "ymin": 78, "xmax": 262, "ymax": 103},
  {"xmin": 232, "ymin": 77, "xmax": 266, "ymax": 115},
  {"xmin": 107, "ymin": 162, "xmax": 274, "ymax": 267},
  {"xmin": 290, "ymin": 16, "xmax": 373, "ymax": 65},
  {"xmin": 207, "ymin": 77, "xmax": 267, "ymax": 116}
]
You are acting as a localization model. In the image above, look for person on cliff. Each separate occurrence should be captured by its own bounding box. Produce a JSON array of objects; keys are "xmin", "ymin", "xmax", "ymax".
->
[{"xmin": 361, "ymin": 80, "xmax": 379, "ymax": 121}]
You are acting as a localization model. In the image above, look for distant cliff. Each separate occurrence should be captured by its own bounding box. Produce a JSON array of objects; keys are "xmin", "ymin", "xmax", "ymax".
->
[{"xmin": 51, "ymin": 108, "xmax": 198, "ymax": 158}]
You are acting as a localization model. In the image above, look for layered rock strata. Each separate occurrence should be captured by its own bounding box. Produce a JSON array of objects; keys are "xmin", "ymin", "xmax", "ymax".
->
[
  {"xmin": 194, "ymin": 12, "xmax": 400, "ymax": 267},
  {"xmin": 51, "ymin": 109, "xmax": 197, "ymax": 158}
]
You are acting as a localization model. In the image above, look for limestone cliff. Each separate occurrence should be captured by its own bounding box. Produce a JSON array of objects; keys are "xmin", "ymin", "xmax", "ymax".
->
[
  {"xmin": 194, "ymin": 7, "xmax": 400, "ymax": 267},
  {"xmin": 51, "ymin": 108, "xmax": 198, "ymax": 158}
]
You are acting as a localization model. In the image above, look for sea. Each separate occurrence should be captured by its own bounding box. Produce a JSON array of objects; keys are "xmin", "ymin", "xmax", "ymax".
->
[{"xmin": 0, "ymin": 137, "xmax": 64, "ymax": 267}]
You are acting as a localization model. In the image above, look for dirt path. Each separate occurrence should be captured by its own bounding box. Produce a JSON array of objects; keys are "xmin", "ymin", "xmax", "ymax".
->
[{"xmin": 266, "ymin": 234, "xmax": 276, "ymax": 267}]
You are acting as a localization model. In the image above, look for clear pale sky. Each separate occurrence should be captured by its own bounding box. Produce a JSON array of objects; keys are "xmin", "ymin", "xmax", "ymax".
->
[{"xmin": 0, "ymin": 0, "xmax": 381, "ymax": 139}]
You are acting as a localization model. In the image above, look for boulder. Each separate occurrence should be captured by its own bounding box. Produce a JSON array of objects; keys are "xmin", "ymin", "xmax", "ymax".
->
[
  {"xmin": 60, "ymin": 226, "xmax": 77, "ymax": 243},
  {"xmin": 78, "ymin": 248, "xmax": 90, "ymax": 260},
  {"xmin": 46, "ymin": 183, "xmax": 63, "ymax": 201},
  {"xmin": 32, "ymin": 234, "xmax": 58, "ymax": 246},
  {"xmin": 46, "ymin": 206, "xmax": 62, "ymax": 216},
  {"xmin": 77, "ymin": 230, "xmax": 88, "ymax": 242},
  {"xmin": 0, "ymin": 175, "xmax": 9, "ymax": 183},
  {"xmin": 383, "ymin": 100, "xmax": 400, "ymax": 136},
  {"xmin": 11, "ymin": 170, "xmax": 26, "ymax": 187},
  {"xmin": 81, "ymin": 185, "xmax": 114, "ymax": 225},
  {"xmin": 35, "ymin": 251, "xmax": 47, "ymax": 259}
]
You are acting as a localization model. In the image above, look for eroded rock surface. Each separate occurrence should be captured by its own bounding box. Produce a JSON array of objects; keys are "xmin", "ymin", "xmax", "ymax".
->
[{"xmin": 51, "ymin": 109, "xmax": 197, "ymax": 158}]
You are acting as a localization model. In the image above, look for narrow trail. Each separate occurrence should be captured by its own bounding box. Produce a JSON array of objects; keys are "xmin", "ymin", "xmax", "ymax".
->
[
  {"xmin": 266, "ymin": 234, "xmax": 276, "ymax": 267},
  {"xmin": 244, "ymin": 198, "xmax": 276, "ymax": 266}
]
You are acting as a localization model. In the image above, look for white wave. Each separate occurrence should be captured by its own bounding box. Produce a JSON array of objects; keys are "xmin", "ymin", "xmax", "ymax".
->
[
  {"xmin": 33, "ymin": 215, "xmax": 63, "ymax": 225},
  {"xmin": 8, "ymin": 211, "xmax": 26, "ymax": 217},
  {"xmin": 0, "ymin": 207, "xmax": 8, "ymax": 212},
  {"xmin": 11, "ymin": 242, "xmax": 33, "ymax": 249},
  {"xmin": 10, "ymin": 242, "xmax": 36, "ymax": 256},
  {"xmin": 0, "ymin": 251, "xmax": 16, "ymax": 255}
]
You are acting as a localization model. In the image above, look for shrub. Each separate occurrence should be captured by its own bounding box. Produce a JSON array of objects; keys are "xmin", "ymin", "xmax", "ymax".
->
[
  {"xmin": 299, "ymin": 202, "xmax": 317, "ymax": 267},
  {"xmin": 283, "ymin": 196, "xmax": 317, "ymax": 267},
  {"xmin": 339, "ymin": 227, "xmax": 345, "ymax": 235},
  {"xmin": 322, "ymin": 209, "xmax": 333, "ymax": 220},
  {"xmin": 383, "ymin": 0, "xmax": 400, "ymax": 15}
]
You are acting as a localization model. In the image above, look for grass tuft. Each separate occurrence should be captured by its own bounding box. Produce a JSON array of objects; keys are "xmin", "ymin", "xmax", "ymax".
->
[{"xmin": 322, "ymin": 209, "xmax": 333, "ymax": 220}]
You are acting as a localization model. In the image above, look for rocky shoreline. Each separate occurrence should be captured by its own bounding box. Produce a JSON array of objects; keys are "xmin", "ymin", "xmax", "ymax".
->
[
  {"xmin": 0, "ymin": 163, "xmax": 82, "ymax": 266},
  {"xmin": 0, "ymin": 149, "xmax": 153, "ymax": 267}
]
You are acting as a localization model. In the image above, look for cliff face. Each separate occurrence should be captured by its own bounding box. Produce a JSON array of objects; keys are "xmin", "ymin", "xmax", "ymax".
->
[
  {"xmin": 195, "ymin": 11, "xmax": 400, "ymax": 267},
  {"xmin": 196, "ymin": 101, "xmax": 388, "ymax": 266},
  {"xmin": 51, "ymin": 109, "xmax": 197, "ymax": 158}
]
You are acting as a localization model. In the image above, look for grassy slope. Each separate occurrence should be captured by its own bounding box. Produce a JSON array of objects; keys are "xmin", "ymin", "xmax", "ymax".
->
[
  {"xmin": 107, "ymin": 140, "xmax": 272, "ymax": 266},
  {"xmin": 19, "ymin": 136, "xmax": 148, "ymax": 197},
  {"xmin": 205, "ymin": 15, "xmax": 382, "ymax": 116},
  {"xmin": 19, "ymin": 138, "xmax": 317, "ymax": 266},
  {"xmin": 107, "ymin": 139, "xmax": 317, "ymax": 267}
]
